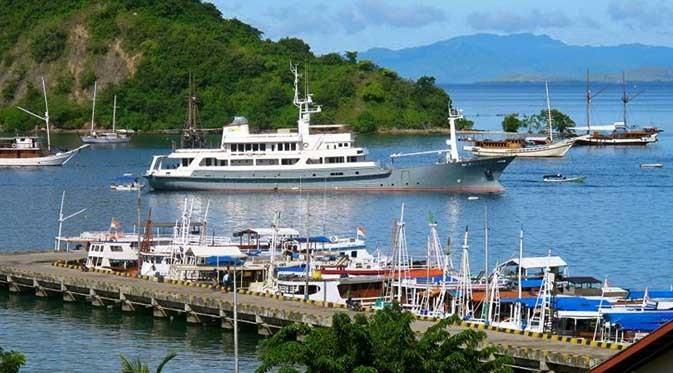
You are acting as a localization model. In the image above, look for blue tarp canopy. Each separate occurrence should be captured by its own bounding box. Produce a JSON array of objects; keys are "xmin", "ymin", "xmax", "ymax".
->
[
  {"xmin": 501, "ymin": 296, "xmax": 607, "ymax": 311},
  {"xmin": 604, "ymin": 311, "xmax": 673, "ymax": 332},
  {"xmin": 520, "ymin": 279, "xmax": 543, "ymax": 289},
  {"xmin": 628, "ymin": 290, "xmax": 673, "ymax": 300},
  {"xmin": 277, "ymin": 264, "xmax": 306, "ymax": 272},
  {"xmin": 295, "ymin": 236, "xmax": 332, "ymax": 243},
  {"xmin": 205, "ymin": 256, "xmax": 245, "ymax": 266}
]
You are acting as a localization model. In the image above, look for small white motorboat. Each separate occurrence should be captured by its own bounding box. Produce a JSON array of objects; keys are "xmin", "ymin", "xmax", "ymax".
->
[
  {"xmin": 111, "ymin": 173, "xmax": 145, "ymax": 191},
  {"xmin": 543, "ymin": 174, "xmax": 586, "ymax": 183},
  {"xmin": 640, "ymin": 163, "xmax": 664, "ymax": 169}
]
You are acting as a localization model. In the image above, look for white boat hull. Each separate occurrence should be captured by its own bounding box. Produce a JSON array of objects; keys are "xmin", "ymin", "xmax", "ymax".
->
[
  {"xmin": 80, "ymin": 135, "xmax": 130, "ymax": 144},
  {"xmin": 0, "ymin": 145, "xmax": 88, "ymax": 167},
  {"xmin": 467, "ymin": 139, "xmax": 574, "ymax": 158}
]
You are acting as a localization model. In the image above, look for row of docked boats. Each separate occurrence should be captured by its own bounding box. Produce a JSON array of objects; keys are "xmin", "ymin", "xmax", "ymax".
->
[{"xmin": 58, "ymin": 201, "xmax": 672, "ymax": 344}]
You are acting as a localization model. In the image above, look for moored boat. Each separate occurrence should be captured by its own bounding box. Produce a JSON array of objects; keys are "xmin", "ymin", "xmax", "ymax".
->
[
  {"xmin": 145, "ymin": 65, "xmax": 513, "ymax": 193},
  {"xmin": 543, "ymin": 174, "xmax": 586, "ymax": 183},
  {"xmin": 80, "ymin": 86, "xmax": 130, "ymax": 144}
]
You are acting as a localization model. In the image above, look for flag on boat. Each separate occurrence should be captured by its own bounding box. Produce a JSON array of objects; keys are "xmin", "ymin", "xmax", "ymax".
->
[{"xmin": 357, "ymin": 226, "xmax": 366, "ymax": 238}]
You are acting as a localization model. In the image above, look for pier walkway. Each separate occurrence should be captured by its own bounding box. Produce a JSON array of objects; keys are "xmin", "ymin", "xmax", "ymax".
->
[{"xmin": 0, "ymin": 251, "xmax": 619, "ymax": 372}]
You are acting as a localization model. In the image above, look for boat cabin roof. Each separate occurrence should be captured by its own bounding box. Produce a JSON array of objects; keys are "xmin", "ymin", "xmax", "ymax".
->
[
  {"xmin": 233, "ymin": 228, "xmax": 300, "ymax": 237},
  {"xmin": 565, "ymin": 276, "xmax": 602, "ymax": 285},
  {"xmin": 500, "ymin": 256, "xmax": 567, "ymax": 270}
]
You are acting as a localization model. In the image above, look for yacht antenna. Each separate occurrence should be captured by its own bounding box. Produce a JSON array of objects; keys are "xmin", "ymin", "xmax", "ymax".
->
[
  {"xmin": 17, "ymin": 77, "xmax": 51, "ymax": 151},
  {"xmin": 90, "ymin": 81, "xmax": 97, "ymax": 134},
  {"xmin": 55, "ymin": 190, "xmax": 87, "ymax": 252}
]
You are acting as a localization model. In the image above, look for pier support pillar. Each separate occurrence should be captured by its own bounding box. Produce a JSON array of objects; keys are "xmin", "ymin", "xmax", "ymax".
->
[
  {"xmin": 256, "ymin": 315, "xmax": 273, "ymax": 336},
  {"xmin": 119, "ymin": 294, "xmax": 135, "ymax": 312},
  {"xmin": 152, "ymin": 298, "xmax": 168, "ymax": 318},
  {"xmin": 221, "ymin": 318, "xmax": 234, "ymax": 330},
  {"xmin": 89, "ymin": 289, "xmax": 105, "ymax": 307},
  {"xmin": 63, "ymin": 291, "xmax": 77, "ymax": 302},
  {"xmin": 185, "ymin": 305, "xmax": 201, "ymax": 324},
  {"xmin": 33, "ymin": 279, "xmax": 49, "ymax": 298},
  {"xmin": 6, "ymin": 276, "xmax": 21, "ymax": 293}
]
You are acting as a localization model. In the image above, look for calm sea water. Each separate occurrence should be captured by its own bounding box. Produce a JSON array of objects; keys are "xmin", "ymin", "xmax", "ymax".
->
[{"xmin": 1, "ymin": 82, "xmax": 672, "ymax": 371}]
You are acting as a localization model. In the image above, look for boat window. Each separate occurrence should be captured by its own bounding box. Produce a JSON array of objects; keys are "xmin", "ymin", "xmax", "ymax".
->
[
  {"xmin": 271, "ymin": 144, "xmax": 275, "ymax": 151},
  {"xmin": 306, "ymin": 158, "xmax": 323, "ymax": 165},
  {"xmin": 110, "ymin": 245, "xmax": 124, "ymax": 252},
  {"xmin": 252, "ymin": 144, "xmax": 259, "ymax": 151},
  {"xmin": 181, "ymin": 158, "xmax": 194, "ymax": 167},
  {"xmin": 260, "ymin": 143, "xmax": 266, "ymax": 151},
  {"xmin": 200, "ymin": 157, "xmax": 219, "ymax": 166},
  {"xmin": 290, "ymin": 143, "xmax": 296, "ymax": 151},
  {"xmin": 231, "ymin": 159, "xmax": 253, "ymax": 166},
  {"xmin": 217, "ymin": 159, "xmax": 228, "ymax": 166},
  {"xmin": 330, "ymin": 172, "xmax": 344, "ymax": 176},
  {"xmin": 338, "ymin": 143, "xmax": 343, "ymax": 147},
  {"xmin": 257, "ymin": 159, "xmax": 279, "ymax": 166},
  {"xmin": 245, "ymin": 144, "xmax": 252, "ymax": 152},
  {"xmin": 281, "ymin": 158, "xmax": 299, "ymax": 165},
  {"xmin": 351, "ymin": 251, "xmax": 357, "ymax": 258},
  {"xmin": 325, "ymin": 156, "xmax": 344, "ymax": 164}
]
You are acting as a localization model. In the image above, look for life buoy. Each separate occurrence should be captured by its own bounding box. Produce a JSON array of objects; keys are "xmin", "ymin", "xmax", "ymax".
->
[
  {"xmin": 11, "ymin": 143, "xmax": 16, "ymax": 148},
  {"xmin": 303, "ymin": 143, "xmax": 309, "ymax": 149},
  {"xmin": 330, "ymin": 235, "xmax": 338, "ymax": 243}
]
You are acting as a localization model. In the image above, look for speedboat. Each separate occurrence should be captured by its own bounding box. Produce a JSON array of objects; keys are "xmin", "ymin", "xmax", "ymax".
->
[
  {"xmin": 640, "ymin": 163, "xmax": 664, "ymax": 169},
  {"xmin": 543, "ymin": 174, "xmax": 586, "ymax": 183},
  {"xmin": 111, "ymin": 174, "xmax": 145, "ymax": 191}
]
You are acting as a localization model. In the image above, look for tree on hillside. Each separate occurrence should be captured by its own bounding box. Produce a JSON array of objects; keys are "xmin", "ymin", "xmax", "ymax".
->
[
  {"xmin": 0, "ymin": 347, "xmax": 26, "ymax": 373},
  {"xmin": 521, "ymin": 110, "xmax": 575, "ymax": 135},
  {"xmin": 502, "ymin": 114, "xmax": 521, "ymax": 132},
  {"xmin": 257, "ymin": 303, "xmax": 512, "ymax": 373},
  {"xmin": 546, "ymin": 109, "xmax": 575, "ymax": 134},
  {"xmin": 345, "ymin": 51, "xmax": 358, "ymax": 64},
  {"xmin": 456, "ymin": 117, "xmax": 474, "ymax": 130}
]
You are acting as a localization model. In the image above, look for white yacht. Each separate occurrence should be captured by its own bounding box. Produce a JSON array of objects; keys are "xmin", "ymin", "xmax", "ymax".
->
[{"xmin": 145, "ymin": 65, "xmax": 513, "ymax": 193}]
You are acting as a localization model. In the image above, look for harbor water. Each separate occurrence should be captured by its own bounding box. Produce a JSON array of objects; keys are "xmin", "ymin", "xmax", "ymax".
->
[{"xmin": 1, "ymin": 82, "xmax": 672, "ymax": 371}]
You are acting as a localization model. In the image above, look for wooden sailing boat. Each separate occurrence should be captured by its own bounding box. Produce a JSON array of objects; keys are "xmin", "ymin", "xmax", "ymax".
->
[
  {"xmin": 1, "ymin": 77, "xmax": 88, "ymax": 166},
  {"xmin": 80, "ymin": 82, "xmax": 130, "ymax": 144},
  {"xmin": 466, "ymin": 82, "xmax": 575, "ymax": 157},
  {"xmin": 575, "ymin": 72, "xmax": 658, "ymax": 145},
  {"xmin": 181, "ymin": 73, "xmax": 205, "ymax": 148}
]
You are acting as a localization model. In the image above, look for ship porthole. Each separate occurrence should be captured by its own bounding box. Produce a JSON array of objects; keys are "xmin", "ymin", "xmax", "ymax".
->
[
  {"xmin": 457, "ymin": 179, "xmax": 462, "ymax": 183},
  {"xmin": 484, "ymin": 170, "xmax": 494, "ymax": 180}
]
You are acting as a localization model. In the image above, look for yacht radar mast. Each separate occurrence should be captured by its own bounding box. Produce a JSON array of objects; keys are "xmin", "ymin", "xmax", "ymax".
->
[{"xmin": 290, "ymin": 63, "xmax": 321, "ymax": 138}]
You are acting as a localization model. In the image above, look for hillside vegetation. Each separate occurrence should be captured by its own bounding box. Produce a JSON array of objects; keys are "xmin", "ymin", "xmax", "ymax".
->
[{"xmin": 0, "ymin": 0, "xmax": 450, "ymax": 133}]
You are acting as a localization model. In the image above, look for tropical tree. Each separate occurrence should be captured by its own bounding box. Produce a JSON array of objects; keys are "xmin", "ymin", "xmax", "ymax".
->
[
  {"xmin": 546, "ymin": 109, "xmax": 575, "ymax": 134},
  {"xmin": 456, "ymin": 117, "xmax": 474, "ymax": 130},
  {"xmin": 520, "ymin": 109, "xmax": 575, "ymax": 135},
  {"xmin": 257, "ymin": 303, "xmax": 512, "ymax": 373},
  {"xmin": 0, "ymin": 347, "xmax": 26, "ymax": 373},
  {"xmin": 501, "ymin": 114, "xmax": 521, "ymax": 132},
  {"xmin": 119, "ymin": 352, "xmax": 177, "ymax": 373}
]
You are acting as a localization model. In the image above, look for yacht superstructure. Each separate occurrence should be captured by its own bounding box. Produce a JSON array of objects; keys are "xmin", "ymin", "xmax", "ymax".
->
[{"xmin": 145, "ymin": 65, "xmax": 513, "ymax": 193}]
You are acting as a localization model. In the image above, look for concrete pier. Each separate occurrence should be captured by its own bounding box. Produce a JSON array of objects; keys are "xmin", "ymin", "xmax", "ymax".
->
[{"xmin": 0, "ymin": 251, "xmax": 620, "ymax": 372}]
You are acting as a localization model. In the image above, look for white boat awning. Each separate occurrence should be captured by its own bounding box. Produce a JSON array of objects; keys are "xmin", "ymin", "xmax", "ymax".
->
[
  {"xmin": 185, "ymin": 245, "xmax": 245, "ymax": 258},
  {"xmin": 570, "ymin": 125, "xmax": 616, "ymax": 132},
  {"xmin": 500, "ymin": 256, "xmax": 568, "ymax": 270}
]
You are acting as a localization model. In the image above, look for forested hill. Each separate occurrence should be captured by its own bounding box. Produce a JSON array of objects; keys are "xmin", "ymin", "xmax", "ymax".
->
[{"xmin": 0, "ymin": 0, "xmax": 449, "ymax": 133}]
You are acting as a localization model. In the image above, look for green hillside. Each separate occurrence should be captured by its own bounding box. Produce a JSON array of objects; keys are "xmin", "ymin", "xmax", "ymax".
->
[{"xmin": 0, "ymin": 0, "xmax": 450, "ymax": 133}]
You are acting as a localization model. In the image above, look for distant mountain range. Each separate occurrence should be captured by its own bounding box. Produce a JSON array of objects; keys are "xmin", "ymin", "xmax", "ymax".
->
[{"xmin": 359, "ymin": 33, "xmax": 673, "ymax": 83}]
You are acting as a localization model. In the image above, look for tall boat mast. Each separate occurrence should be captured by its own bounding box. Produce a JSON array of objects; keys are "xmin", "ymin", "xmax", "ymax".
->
[
  {"xmin": 291, "ymin": 62, "xmax": 321, "ymax": 139},
  {"xmin": 181, "ymin": 73, "xmax": 204, "ymax": 148},
  {"xmin": 584, "ymin": 70, "xmax": 607, "ymax": 134},
  {"xmin": 90, "ymin": 81, "xmax": 97, "ymax": 134},
  {"xmin": 545, "ymin": 81, "xmax": 553, "ymax": 142},
  {"xmin": 17, "ymin": 77, "xmax": 52, "ymax": 151},
  {"xmin": 621, "ymin": 71, "xmax": 645, "ymax": 128},
  {"xmin": 112, "ymin": 95, "xmax": 117, "ymax": 133}
]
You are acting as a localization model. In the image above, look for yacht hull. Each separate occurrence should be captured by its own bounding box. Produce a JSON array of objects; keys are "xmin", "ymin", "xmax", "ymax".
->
[
  {"xmin": 146, "ymin": 156, "xmax": 514, "ymax": 193},
  {"xmin": 0, "ymin": 145, "xmax": 88, "ymax": 167}
]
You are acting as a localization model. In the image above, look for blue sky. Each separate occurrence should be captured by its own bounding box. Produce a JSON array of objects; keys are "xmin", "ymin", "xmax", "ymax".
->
[{"xmin": 210, "ymin": 0, "xmax": 673, "ymax": 53}]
